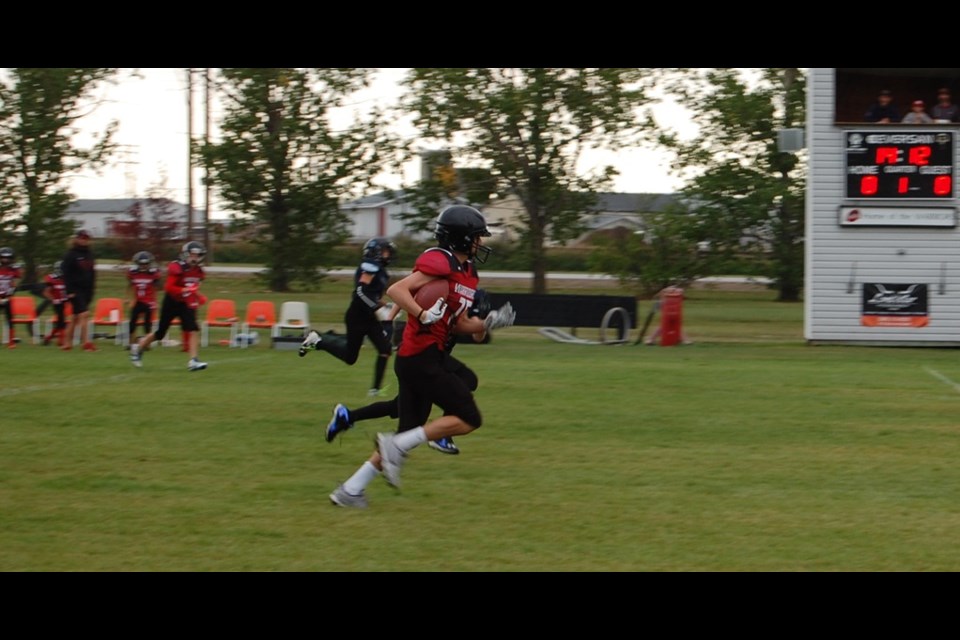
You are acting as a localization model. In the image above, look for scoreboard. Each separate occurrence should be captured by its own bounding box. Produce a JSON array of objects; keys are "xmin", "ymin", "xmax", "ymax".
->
[{"xmin": 845, "ymin": 131, "xmax": 954, "ymax": 200}]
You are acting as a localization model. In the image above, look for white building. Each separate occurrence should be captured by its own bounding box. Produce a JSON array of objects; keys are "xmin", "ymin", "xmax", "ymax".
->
[
  {"xmin": 806, "ymin": 68, "xmax": 960, "ymax": 345},
  {"xmin": 65, "ymin": 198, "xmax": 203, "ymax": 239},
  {"xmin": 339, "ymin": 190, "xmax": 431, "ymax": 242}
]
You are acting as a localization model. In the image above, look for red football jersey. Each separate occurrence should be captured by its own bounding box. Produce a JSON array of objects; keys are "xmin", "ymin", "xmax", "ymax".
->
[
  {"xmin": 398, "ymin": 248, "xmax": 479, "ymax": 357},
  {"xmin": 165, "ymin": 260, "xmax": 205, "ymax": 309},
  {"xmin": 43, "ymin": 273, "xmax": 69, "ymax": 304},
  {"xmin": 0, "ymin": 263, "xmax": 21, "ymax": 298},
  {"xmin": 128, "ymin": 266, "xmax": 161, "ymax": 308}
]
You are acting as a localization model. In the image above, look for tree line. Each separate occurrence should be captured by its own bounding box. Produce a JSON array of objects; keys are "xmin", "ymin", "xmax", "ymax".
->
[{"xmin": 0, "ymin": 68, "xmax": 805, "ymax": 301}]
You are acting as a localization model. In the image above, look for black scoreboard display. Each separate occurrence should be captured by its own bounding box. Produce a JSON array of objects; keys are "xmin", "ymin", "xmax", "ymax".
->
[{"xmin": 845, "ymin": 130, "xmax": 954, "ymax": 199}]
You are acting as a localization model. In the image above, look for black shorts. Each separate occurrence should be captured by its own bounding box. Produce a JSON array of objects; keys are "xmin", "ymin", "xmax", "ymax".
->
[
  {"xmin": 394, "ymin": 345, "xmax": 482, "ymax": 431},
  {"xmin": 70, "ymin": 291, "xmax": 92, "ymax": 314},
  {"xmin": 154, "ymin": 295, "xmax": 199, "ymax": 338}
]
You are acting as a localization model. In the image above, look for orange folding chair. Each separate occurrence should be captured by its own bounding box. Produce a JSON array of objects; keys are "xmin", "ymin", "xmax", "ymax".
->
[
  {"xmin": 3, "ymin": 296, "xmax": 40, "ymax": 345},
  {"xmin": 240, "ymin": 301, "xmax": 276, "ymax": 348},
  {"xmin": 89, "ymin": 297, "xmax": 125, "ymax": 346},
  {"xmin": 201, "ymin": 298, "xmax": 240, "ymax": 347}
]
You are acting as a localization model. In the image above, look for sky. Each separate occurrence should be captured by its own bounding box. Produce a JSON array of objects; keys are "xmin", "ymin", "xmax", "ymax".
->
[{"xmin": 66, "ymin": 68, "xmax": 695, "ymax": 219}]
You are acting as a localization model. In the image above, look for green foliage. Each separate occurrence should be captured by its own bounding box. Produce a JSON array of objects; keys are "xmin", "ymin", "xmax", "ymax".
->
[
  {"xmin": 588, "ymin": 203, "xmax": 713, "ymax": 296},
  {"xmin": 197, "ymin": 68, "xmax": 404, "ymax": 292},
  {"xmin": 0, "ymin": 68, "xmax": 119, "ymax": 281},
  {"xmin": 400, "ymin": 68, "xmax": 652, "ymax": 293},
  {"xmin": 209, "ymin": 241, "xmax": 270, "ymax": 265},
  {"xmin": 653, "ymin": 68, "xmax": 807, "ymax": 301}
]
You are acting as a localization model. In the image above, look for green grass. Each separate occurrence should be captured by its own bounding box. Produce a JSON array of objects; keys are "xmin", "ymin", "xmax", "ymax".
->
[{"xmin": 3, "ymin": 273, "xmax": 960, "ymax": 571}]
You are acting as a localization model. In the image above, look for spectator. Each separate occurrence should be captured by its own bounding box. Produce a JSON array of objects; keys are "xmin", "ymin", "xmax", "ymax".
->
[
  {"xmin": 901, "ymin": 99, "xmax": 933, "ymax": 124},
  {"xmin": 932, "ymin": 88, "xmax": 959, "ymax": 123},
  {"xmin": 864, "ymin": 89, "xmax": 900, "ymax": 123},
  {"xmin": 61, "ymin": 229, "xmax": 97, "ymax": 352}
]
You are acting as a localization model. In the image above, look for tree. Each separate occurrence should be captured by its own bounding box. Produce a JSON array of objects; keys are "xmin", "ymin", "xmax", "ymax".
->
[
  {"xmin": 114, "ymin": 178, "xmax": 183, "ymax": 262},
  {"xmin": 197, "ymin": 68, "xmax": 400, "ymax": 292},
  {"xmin": 400, "ymin": 68, "xmax": 651, "ymax": 294},
  {"xmin": 0, "ymin": 68, "xmax": 118, "ymax": 283},
  {"xmin": 588, "ymin": 205, "xmax": 708, "ymax": 297},
  {"xmin": 654, "ymin": 68, "xmax": 806, "ymax": 302}
]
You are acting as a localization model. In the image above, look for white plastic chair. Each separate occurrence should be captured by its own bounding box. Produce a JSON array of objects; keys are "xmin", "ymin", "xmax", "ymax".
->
[{"xmin": 272, "ymin": 301, "xmax": 310, "ymax": 338}]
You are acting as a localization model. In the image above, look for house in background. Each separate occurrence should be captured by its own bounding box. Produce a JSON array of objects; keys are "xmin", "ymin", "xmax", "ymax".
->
[
  {"xmin": 70, "ymin": 191, "xmax": 678, "ymax": 248},
  {"xmin": 65, "ymin": 198, "xmax": 205, "ymax": 240},
  {"xmin": 482, "ymin": 192, "xmax": 677, "ymax": 246},
  {"xmin": 339, "ymin": 190, "xmax": 428, "ymax": 242}
]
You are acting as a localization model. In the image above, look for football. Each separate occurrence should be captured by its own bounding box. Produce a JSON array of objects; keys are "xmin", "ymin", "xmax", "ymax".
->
[{"xmin": 413, "ymin": 278, "xmax": 449, "ymax": 313}]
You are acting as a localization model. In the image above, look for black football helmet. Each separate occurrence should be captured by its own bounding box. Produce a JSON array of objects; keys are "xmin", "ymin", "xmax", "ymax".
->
[
  {"xmin": 0, "ymin": 246, "xmax": 13, "ymax": 264},
  {"xmin": 180, "ymin": 241, "xmax": 207, "ymax": 263},
  {"xmin": 362, "ymin": 237, "xmax": 397, "ymax": 267},
  {"xmin": 435, "ymin": 205, "xmax": 492, "ymax": 263},
  {"xmin": 133, "ymin": 250, "xmax": 155, "ymax": 269}
]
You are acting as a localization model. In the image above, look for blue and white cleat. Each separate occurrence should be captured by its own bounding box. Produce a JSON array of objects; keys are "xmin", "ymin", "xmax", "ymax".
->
[
  {"xmin": 428, "ymin": 437, "xmax": 460, "ymax": 455},
  {"xmin": 325, "ymin": 403, "xmax": 353, "ymax": 443}
]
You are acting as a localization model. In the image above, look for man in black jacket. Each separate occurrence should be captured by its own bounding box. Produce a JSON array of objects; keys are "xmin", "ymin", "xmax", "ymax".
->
[
  {"xmin": 864, "ymin": 89, "xmax": 901, "ymax": 124},
  {"xmin": 61, "ymin": 229, "xmax": 97, "ymax": 351}
]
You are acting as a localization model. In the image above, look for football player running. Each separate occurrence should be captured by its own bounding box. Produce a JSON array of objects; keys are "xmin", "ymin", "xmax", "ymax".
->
[{"xmin": 328, "ymin": 205, "xmax": 515, "ymax": 508}]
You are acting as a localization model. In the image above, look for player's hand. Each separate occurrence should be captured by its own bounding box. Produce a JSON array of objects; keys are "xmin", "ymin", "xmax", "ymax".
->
[
  {"xmin": 468, "ymin": 288, "xmax": 491, "ymax": 319},
  {"xmin": 483, "ymin": 302, "xmax": 516, "ymax": 331},
  {"xmin": 197, "ymin": 294, "xmax": 207, "ymax": 306},
  {"xmin": 418, "ymin": 297, "xmax": 447, "ymax": 325}
]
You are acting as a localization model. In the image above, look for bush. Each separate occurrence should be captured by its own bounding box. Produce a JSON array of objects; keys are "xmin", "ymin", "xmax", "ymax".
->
[{"xmin": 210, "ymin": 241, "xmax": 270, "ymax": 264}]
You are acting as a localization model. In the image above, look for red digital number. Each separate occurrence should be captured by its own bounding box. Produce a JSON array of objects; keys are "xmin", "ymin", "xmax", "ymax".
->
[
  {"xmin": 898, "ymin": 177, "xmax": 909, "ymax": 194},
  {"xmin": 934, "ymin": 175, "xmax": 952, "ymax": 196},
  {"xmin": 860, "ymin": 175, "xmax": 879, "ymax": 196},
  {"xmin": 908, "ymin": 146, "xmax": 931, "ymax": 165},
  {"xmin": 875, "ymin": 147, "xmax": 899, "ymax": 164}
]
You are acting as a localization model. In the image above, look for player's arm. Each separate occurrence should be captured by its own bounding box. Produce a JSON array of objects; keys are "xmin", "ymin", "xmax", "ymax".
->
[
  {"xmin": 386, "ymin": 301, "xmax": 403, "ymax": 321},
  {"xmin": 164, "ymin": 264, "xmax": 195, "ymax": 300},
  {"xmin": 454, "ymin": 313, "xmax": 487, "ymax": 342},
  {"xmin": 354, "ymin": 269, "xmax": 383, "ymax": 311},
  {"xmin": 125, "ymin": 274, "xmax": 136, "ymax": 307},
  {"xmin": 387, "ymin": 271, "xmax": 442, "ymax": 324}
]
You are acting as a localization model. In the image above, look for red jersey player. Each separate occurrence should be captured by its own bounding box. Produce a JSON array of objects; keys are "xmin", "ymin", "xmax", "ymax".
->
[{"xmin": 0, "ymin": 247, "xmax": 23, "ymax": 348}]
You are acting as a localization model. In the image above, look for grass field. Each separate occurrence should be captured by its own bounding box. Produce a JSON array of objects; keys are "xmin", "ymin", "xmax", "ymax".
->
[{"xmin": 3, "ymin": 271, "xmax": 960, "ymax": 571}]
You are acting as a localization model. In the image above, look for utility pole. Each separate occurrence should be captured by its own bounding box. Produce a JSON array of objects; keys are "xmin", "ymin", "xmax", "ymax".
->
[
  {"xmin": 204, "ymin": 68, "xmax": 211, "ymax": 259},
  {"xmin": 187, "ymin": 68, "xmax": 194, "ymax": 241},
  {"xmin": 117, "ymin": 144, "xmax": 139, "ymax": 198}
]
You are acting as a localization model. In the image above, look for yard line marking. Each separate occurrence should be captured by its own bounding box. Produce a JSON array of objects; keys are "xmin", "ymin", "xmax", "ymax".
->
[
  {"xmin": 0, "ymin": 374, "xmax": 137, "ymax": 398},
  {"xmin": 0, "ymin": 354, "xmax": 272, "ymax": 397},
  {"xmin": 925, "ymin": 367, "xmax": 960, "ymax": 394}
]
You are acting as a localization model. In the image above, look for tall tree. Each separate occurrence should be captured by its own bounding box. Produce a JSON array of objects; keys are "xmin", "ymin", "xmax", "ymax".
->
[
  {"xmin": 197, "ymin": 68, "xmax": 399, "ymax": 292},
  {"xmin": 401, "ymin": 68, "xmax": 651, "ymax": 294},
  {"xmin": 0, "ymin": 68, "xmax": 118, "ymax": 283},
  {"xmin": 655, "ymin": 68, "xmax": 806, "ymax": 302}
]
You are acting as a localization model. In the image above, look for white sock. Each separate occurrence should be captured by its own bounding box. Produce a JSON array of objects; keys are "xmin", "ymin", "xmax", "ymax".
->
[
  {"xmin": 393, "ymin": 426, "xmax": 427, "ymax": 452},
  {"xmin": 343, "ymin": 461, "xmax": 379, "ymax": 495}
]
